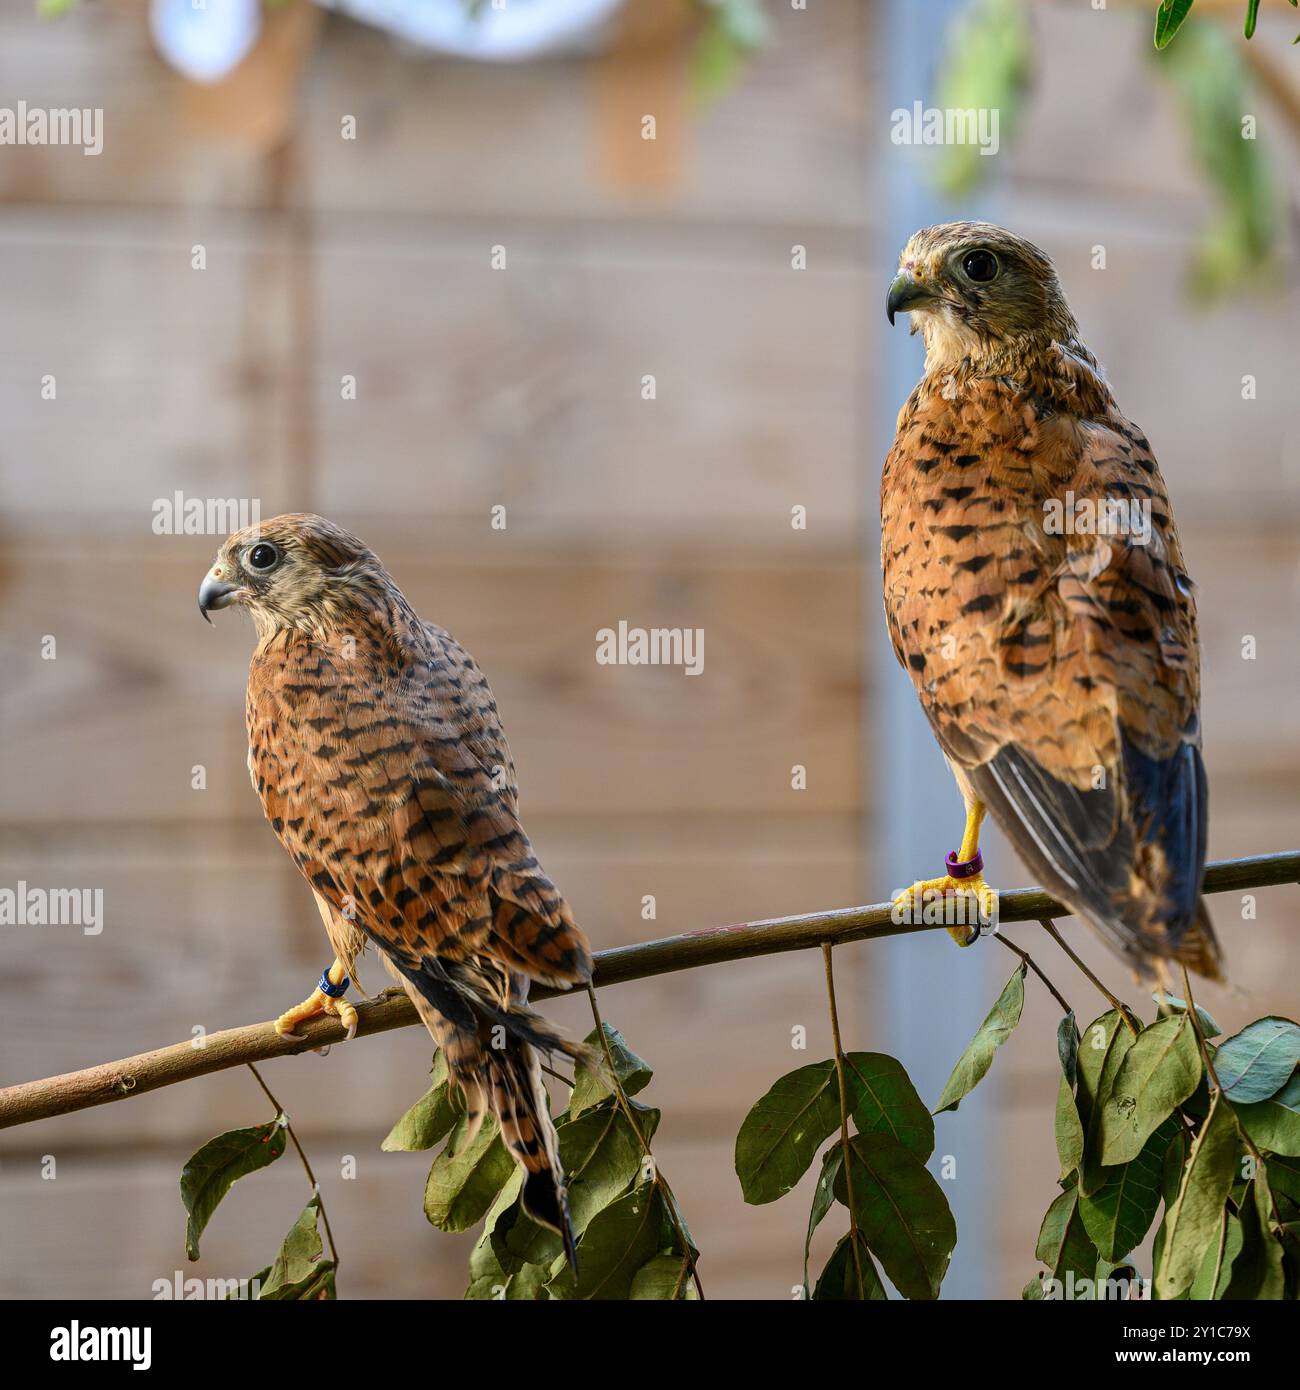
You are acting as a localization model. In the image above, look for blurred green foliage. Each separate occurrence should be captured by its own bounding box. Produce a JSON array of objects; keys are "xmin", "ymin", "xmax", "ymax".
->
[
  {"xmin": 931, "ymin": 0, "xmax": 1031, "ymax": 199},
  {"xmin": 1155, "ymin": 0, "xmax": 1299, "ymax": 48},
  {"xmin": 690, "ymin": 0, "xmax": 770, "ymax": 109},
  {"xmin": 930, "ymin": 0, "xmax": 1284, "ymax": 300},
  {"xmin": 1155, "ymin": 19, "xmax": 1281, "ymax": 298}
]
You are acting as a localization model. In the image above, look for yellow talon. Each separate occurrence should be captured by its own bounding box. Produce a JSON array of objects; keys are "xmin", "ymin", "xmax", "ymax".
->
[
  {"xmin": 892, "ymin": 874, "xmax": 998, "ymax": 945},
  {"xmin": 275, "ymin": 960, "xmax": 358, "ymax": 1042},
  {"xmin": 891, "ymin": 799, "xmax": 999, "ymax": 946}
]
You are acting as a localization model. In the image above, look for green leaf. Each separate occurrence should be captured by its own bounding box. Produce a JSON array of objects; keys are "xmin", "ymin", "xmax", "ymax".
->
[
  {"xmin": 934, "ymin": 964, "xmax": 1026, "ymax": 1113},
  {"xmin": 1096, "ymin": 1256, "xmax": 1140, "ymax": 1297},
  {"xmin": 257, "ymin": 1195, "xmax": 337, "ymax": 1300},
  {"xmin": 1264, "ymin": 1153, "xmax": 1300, "ymax": 1206},
  {"xmin": 1151, "ymin": 1127, "xmax": 1189, "ymax": 1296},
  {"xmin": 657, "ymin": 1175, "xmax": 699, "ymax": 1261},
  {"xmin": 501, "ymin": 1100, "xmax": 658, "ymax": 1265},
  {"xmin": 1034, "ymin": 1184, "xmax": 1099, "ymax": 1287},
  {"xmin": 465, "ymin": 1265, "xmax": 515, "ymax": 1302},
  {"xmin": 715, "ymin": 0, "xmax": 768, "ymax": 48},
  {"xmin": 1152, "ymin": 991, "xmax": 1221, "ymax": 1037},
  {"xmin": 570, "ymin": 1025, "xmax": 652, "ymax": 1117},
  {"xmin": 833, "ymin": 1134, "xmax": 956, "ymax": 1301},
  {"xmin": 1232, "ymin": 1072, "xmax": 1300, "ymax": 1156},
  {"xmin": 1154, "ymin": 0, "xmax": 1196, "ymax": 48},
  {"xmin": 1055, "ymin": 1011, "xmax": 1086, "ymax": 1181},
  {"xmin": 1081, "ymin": 1115, "xmax": 1179, "ymax": 1262},
  {"xmin": 1189, "ymin": 1204, "xmax": 1244, "ymax": 1300},
  {"xmin": 1244, "ymin": 0, "xmax": 1261, "ymax": 39},
  {"xmin": 803, "ymin": 1146, "xmax": 843, "ymax": 1296},
  {"xmin": 843, "ymin": 1052, "xmax": 934, "ymax": 1159},
  {"xmin": 467, "ymin": 1172, "xmax": 554, "ymax": 1300},
  {"xmin": 555, "ymin": 1181, "xmax": 674, "ymax": 1300},
  {"xmin": 180, "ymin": 1117, "xmax": 287, "ymax": 1261},
  {"xmin": 812, "ymin": 1230, "xmax": 887, "ymax": 1300},
  {"xmin": 36, "ymin": 0, "xmax": 80, "ymax": 17},
  {"xmin": 1257, "ymin": 1162, "xmax": 1285, "ymax": 1237},
  {"xmin": 738, "ymin": 1052, "xmax": 933, "ymax": 1205},
  {"xmin": 735, "ymin": 1061, "xmax": 845, "ymax": 1205},
  {"xmin": 1056, "ymin": 1072, "xmax": 1086, "ymax": 1181},
  {"xmin": 424, "ymin": 1112, "xmax": 516, "ymax": 1233},
  {"xmin": 629, "ymin": 1252, "xmax": 698, "ymax": 1301},
  {"xmin": 688, "ymin": 0, "xmax": 768, "ymax": 110},
  {"xmin": 466, "ymin": 1243, "xmax": 558, "ymax": 1302},
  {"xmin": 567, "ymin": 1100, "xmax": 659, "ymax": 1229},
  {"xmin": 931, "ymin": 0, "xmax": 1031, "ymax": 197},
  {"xmin": 1097, "ymin": 1015, "xmax": 1202, "ymax": 1166},
  {"xmin": 467, "ymin": 1169, "xmax": 523, "ymax": 1272},
  {"xmin": 274, "ymin": 1263, "xmax": 337, "ymax": 1300},
  {"xmin": 1157, "ymin": 21, "xmax": 1281, "ymax": 298},
  {"xmin": 1213, "ymin": 1017, "xmax": 1300, "ymax": 1103},
  {"xmin": 382, "ymin": 1051, "xmax": 456, "ymax": 1151},
  {"xmin": 1180, "ymin": 1065, "xmax": 1212, "ymax": 1122},
  {"xmin": 1154, "ymin": 1091, "xmax": 1241, "ymax": 1299},
  {"xmin": 690, "ymin": 19, "xmax": 742, "ymax": 108},
  {"xmin": 227, "ymin": 1266, "xmax": 271, "ymax": 1300},
  {"xmin": 1223, "ymin": 1171, "xmax": 1286, "ymax": 1299},
  {"xmin": 1058, "ymin": 1011, "xmax": 1080, "ymax": 1087},
  {"xmin": 1079, "ymin": 1011, "xmax": 1138, "ymax": 1194}
]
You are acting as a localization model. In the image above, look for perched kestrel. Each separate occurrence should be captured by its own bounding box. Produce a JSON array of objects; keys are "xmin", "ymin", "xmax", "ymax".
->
[
  {"xmin": 199, "ymin": 514, "xmax": 593, "ymax": 1263},
  {"xmin": 882, "ymin": 222, "xmax": 1222, "ymax": 982}
]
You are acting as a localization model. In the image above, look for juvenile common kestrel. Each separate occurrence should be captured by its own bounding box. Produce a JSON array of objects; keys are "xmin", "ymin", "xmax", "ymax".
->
[
  {"xmin": 882, "ymin": 222, "xmax": 1222, "ymax": 982},
  {"xmin": 199, "ymin": 514, "xmax": 593, "ymax": 1263}
]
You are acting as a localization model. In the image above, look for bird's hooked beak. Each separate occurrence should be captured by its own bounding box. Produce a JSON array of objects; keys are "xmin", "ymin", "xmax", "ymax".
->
[
  {"xmin": 886, "ymin": 269, "xmax": 936, "ymax": 325},
  {"xmin": 198, "ymin": 565, "xmax": 244, "ymax": 625}
]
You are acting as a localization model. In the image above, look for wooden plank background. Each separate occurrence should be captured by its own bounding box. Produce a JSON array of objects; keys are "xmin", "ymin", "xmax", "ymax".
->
[{"xmin": 1, "ymin": 0, "xmax": 1297, "ymax": 1300}]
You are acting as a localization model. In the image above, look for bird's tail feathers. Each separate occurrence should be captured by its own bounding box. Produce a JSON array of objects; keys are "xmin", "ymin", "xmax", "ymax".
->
[
  {"xmin": 469, "ymin": 988, "xmax": 602, "ymax": 1076},
  {"xmin": 486, "ymin": 1039, "xmax": 578, "ymax": 1273},
  {"xmin": 392, "ymin": 951, "xmax": 599, "ymax": 1272},
  {"xmin": 1172, "ymin": 898, "xmax": 1225, "ymax": 984}
]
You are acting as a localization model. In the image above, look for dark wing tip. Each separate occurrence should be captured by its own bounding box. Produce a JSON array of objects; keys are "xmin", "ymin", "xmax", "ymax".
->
[{"xmin": 521, "ymin": 1169, "xmax": 579, "ymax": 1276}]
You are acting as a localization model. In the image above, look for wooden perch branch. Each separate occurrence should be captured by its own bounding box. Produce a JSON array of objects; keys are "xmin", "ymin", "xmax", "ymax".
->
[{"xmin": 1, "ymin": 850, "xmax": 1296, "ymax": 1133}]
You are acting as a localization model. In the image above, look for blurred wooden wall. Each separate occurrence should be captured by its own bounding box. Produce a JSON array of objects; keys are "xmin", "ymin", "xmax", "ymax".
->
[
  {"xmin": 0, "ymin": 0, "xmax": 873, "ymax": 1300},
  {"xmin": 0, "ymin": 0, "xmax": 1297, "ymax": 1300}
]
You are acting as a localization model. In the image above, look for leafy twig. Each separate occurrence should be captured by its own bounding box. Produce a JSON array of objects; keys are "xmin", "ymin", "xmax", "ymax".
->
[
  {"xmin": 1177, "ymin": 964, "xmax": 1283, "ymax": 1230},
  {"xmin": 246, "ymin": 1062, "xmax": 339, "ymax": 1266},
  {"xmin": 1037, "ymin": 918, "xmax": 1141, "ymax": 1036},
  {"xmin": 993, "ymin": 933, "xmax": 1073, "ymax": 1017},
  {"xmin": 821, "ymin": 943, "xmax": 866, "ymax": 1299},
  {"xmin": 584, "ymin": 986, "xmax": 704, "ymax": 1300}
]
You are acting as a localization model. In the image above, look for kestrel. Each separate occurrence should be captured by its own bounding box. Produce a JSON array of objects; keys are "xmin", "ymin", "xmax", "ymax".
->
[
  {"xmin": 199, "ymin": 514, "xmax": 594, "ymax": 1263},
  {"xmin": 882, "ymin": 222, "xmax": 1222, "ymax": 982}
]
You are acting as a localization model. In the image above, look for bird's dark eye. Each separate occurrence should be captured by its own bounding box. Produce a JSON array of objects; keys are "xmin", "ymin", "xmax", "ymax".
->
[
  {"xmin": 962, "ymin": 249, "xmax": 999, "ymax": 283},
  {"xmin": 248, "ymin": 542, "xmax": 280, "ymax": 572}
]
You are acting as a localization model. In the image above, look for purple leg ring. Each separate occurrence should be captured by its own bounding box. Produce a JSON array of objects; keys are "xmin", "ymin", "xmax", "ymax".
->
[{"xmin": 945, "ymin": 849, "xmax": 984, "ymax": 880}]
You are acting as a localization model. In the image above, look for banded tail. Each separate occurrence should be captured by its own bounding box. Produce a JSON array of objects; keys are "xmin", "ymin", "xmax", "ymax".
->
[
  {"xmin": 487, "ymin": 1033, "xmax": 578, "ymax": 1271},
  {"xmin": 382, "ymin": 895, "xmax": 596, "ymax": 1272}
]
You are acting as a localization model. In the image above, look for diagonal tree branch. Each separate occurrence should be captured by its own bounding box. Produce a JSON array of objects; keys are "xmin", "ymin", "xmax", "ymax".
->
[{"xmin": 1, "ymin": 850, "xmax": 1295, "ymax": 1132}]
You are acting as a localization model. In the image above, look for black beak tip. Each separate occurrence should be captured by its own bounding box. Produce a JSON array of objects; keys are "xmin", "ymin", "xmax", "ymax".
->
[
  {"xmin": 199, "ymin": 599, "xmax": 212, "ymax": 625},
  {"xmin": 886, "ymin": 273, "xmax": 926, "ymax": 327}
]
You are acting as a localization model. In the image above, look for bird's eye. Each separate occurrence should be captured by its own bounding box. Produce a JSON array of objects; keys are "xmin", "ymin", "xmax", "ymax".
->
[
  {"xmin": 961, "ymin": 249, "xmax": 999, "ymax": 283},
  {"xmin": 248, "ymin": 542, "xmax": 280, "ymax": 572}
]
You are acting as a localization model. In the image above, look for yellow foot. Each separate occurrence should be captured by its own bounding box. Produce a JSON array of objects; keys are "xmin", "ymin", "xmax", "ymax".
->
[
  {"xmin": 275, "ymin": 987, "xmax": 359, "ymax": 1042},
  {"xmin": 892, "ymin": 873, "xmax": 999, "ymax": 946}
]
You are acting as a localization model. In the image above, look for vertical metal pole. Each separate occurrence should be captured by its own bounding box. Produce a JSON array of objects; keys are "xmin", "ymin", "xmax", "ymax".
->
[{"xmin": 871, "ymin": 0, "xmax": 1005, "ymax": 1299}]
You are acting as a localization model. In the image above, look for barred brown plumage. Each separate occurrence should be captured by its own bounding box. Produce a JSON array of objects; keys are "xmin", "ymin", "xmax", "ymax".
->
[
  {"xmin": 199, "ymin": 512, "xmax": 594, "ymax": 1267},
  {"xmin": 883, "ymin": 222, "xmax": 1223, "ymax": 983}
]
